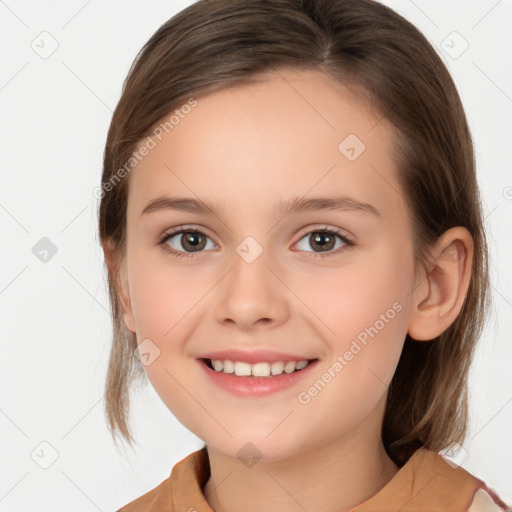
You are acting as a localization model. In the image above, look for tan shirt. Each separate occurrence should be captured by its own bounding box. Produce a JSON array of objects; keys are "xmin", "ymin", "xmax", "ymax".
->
[{"xmin": 116, "ymin": 446, "xmax": 510, "ymax": 511}]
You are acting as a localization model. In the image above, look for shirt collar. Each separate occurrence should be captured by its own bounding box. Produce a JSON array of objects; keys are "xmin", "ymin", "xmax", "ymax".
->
[{"xmin": 169, "ymin": 445, "xmax": 485, "ymax": 511}]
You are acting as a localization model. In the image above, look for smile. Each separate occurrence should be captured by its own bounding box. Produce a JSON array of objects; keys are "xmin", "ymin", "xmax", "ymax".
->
[
  {"xmin": 204, "ymin": 358, "xmax": 313, "ymax": 377},
  {"xmin": 198, "ymin": 357, "xmax": 320, "ymax": 397}
]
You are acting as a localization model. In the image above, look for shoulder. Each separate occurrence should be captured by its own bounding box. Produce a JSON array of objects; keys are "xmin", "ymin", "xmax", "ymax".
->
[
  {"xmin": 115, "ymin": 447, "xmax": 210, "ymax": 512},
  {"xmin": 115, "ymin": 474, "xmax": 172, "ymax": 512},
  {"xmin": 355, "ymin": 447, "xmax": 510, "ymax": 511},
  {"xmin": 407, "ymin": 448, "xmax": 511, "ymax": 511}
]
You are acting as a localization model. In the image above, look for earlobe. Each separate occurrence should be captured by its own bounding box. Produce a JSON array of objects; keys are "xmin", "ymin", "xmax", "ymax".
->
[
  {"xmin": 116, "ymin": 267, "xmax": 136, "ymax": 333},
  {"xmin": 119, "ymin": 276, "xmax": 136, "ymax": 334},
  {"xmin": 102, "ymin": 239, "xmax": 137, "ymax": 334},
  {"xmin": 407, "ymin": 227, "xmax": 473, "ymax": 341},
  {"xmin": 122, "ymin": 311, "xmax": 136, "ymax": 334}
]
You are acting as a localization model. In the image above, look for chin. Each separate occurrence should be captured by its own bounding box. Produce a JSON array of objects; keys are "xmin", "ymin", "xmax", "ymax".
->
[{"xmin": 204, "ymin": 430, "xmax": 304, "ymax": 464}]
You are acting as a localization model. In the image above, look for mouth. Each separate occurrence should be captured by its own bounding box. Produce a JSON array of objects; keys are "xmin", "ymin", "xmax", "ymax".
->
[{"xmin": 200, "ymin": 357, "xmax": 319, "ymax": 378}]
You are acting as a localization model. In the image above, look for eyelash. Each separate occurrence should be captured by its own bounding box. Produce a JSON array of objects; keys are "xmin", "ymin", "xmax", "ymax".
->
[{"xmin": 158, "ymin": 226, "xmax": 354, "ymax": 260}]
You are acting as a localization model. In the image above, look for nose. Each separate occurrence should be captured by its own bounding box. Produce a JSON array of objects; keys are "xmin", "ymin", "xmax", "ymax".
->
[{"xmin": 214, "ymin": 244, "xmax": 290, "ymax": 331}]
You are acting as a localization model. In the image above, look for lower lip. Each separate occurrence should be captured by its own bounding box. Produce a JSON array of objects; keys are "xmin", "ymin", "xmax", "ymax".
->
[{"xmin": 198, "ymin": 359, "xmax": 319, "ymax": 397}]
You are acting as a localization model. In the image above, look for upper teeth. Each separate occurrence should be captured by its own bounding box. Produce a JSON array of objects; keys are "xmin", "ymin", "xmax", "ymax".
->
[{"xmin": 210, "ymin": 359, "xmax": 310, "ymax": 377}]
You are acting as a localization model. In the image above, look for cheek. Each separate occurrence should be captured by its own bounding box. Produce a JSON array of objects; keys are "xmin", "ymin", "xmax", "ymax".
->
[
  {"xmin": 130, "ymin": 273, "xmax": 176, "ymax": 338},
  {"xmin": 295, "ymin": 245, "xmax": 413, "ymax": 341},
  {"xmin": 295, "ymin": 266, "xmax": 411, "ymax": 438},
  {"xmin": 128, "ymin": 250, "xmax": 211, "ymax": 341},
  {"xmin": 126, "ymin": 254, "xmax": 209, "ymax": 428},
  {"xmin": 299, "ymin": 246, "xmax": 413, "ymax": 392}
]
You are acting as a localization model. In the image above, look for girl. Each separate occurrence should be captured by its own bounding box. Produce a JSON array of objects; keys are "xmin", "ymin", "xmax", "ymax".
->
[{"xmin": 98, "ymin": 0, "xmax": 511, "ymax": 510}]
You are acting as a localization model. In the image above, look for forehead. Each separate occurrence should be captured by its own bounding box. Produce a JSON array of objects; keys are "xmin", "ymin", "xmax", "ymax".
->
[{"xmin": 128, "ymin": 68, "xmax": 404, "ymax": 221}]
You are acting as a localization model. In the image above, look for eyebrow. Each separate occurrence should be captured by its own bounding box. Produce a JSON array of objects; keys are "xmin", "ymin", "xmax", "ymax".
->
[{"xmin": 140, "ymin": 194, "xmax": 380, "ymax": 217}]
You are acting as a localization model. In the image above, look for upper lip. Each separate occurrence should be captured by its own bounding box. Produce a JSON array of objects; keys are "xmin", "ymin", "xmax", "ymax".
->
[{"xmin": 199, "ymin": 349, "xmax": 317, "ymax": 364}]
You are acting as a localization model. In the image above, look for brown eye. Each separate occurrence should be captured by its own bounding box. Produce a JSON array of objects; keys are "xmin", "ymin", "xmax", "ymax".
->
[
  {"xmin": 308, "ymin": 232, "xmax": 337, "ymax": 252},
  {"xmin": 295, "ymin": 229, "xmax": 351, "ymax": 255},
  {"xmin": 180, "ymin": 232, "xmax": 207, "ymax": 252},
  {"xmin": 159, "ymin": 228, "xmax": 216, "ymax": 257}
]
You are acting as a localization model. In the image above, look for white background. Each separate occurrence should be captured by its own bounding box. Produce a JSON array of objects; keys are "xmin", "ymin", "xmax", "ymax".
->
[{"xmin": 1, "ymin": 0, "xmax": 511, "ymax": 510}]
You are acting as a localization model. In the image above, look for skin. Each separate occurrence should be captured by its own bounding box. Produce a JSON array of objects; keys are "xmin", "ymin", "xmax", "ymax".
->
[{"xmin": 106, "ymin": 68, "xmax": 474, "ymax": 512}]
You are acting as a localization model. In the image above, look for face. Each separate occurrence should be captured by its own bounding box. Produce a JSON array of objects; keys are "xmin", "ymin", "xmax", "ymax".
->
[{"xmin": 120, "ymin": 68, "xmax": 417, "ymax": 461}]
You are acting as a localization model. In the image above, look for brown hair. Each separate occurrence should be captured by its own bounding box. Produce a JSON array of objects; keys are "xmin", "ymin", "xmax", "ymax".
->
[{"xmin": 98, "ymin": 0, "xmax": 490, "ymax": 466}]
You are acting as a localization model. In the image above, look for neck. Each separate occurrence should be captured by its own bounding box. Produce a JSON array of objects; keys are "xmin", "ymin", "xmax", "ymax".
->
[{"xmin": 203, "ymin": 427, "xmax": 399, "ymax": 512}]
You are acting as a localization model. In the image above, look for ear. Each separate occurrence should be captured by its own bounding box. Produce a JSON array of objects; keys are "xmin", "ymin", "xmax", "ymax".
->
[
  {"xmin": 407, "ymin": 227, "xmax": 474, "ymax": 341},
  {"xmin": 102, "ymin": 239, "xmax": 137, "ymax": 334}
]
